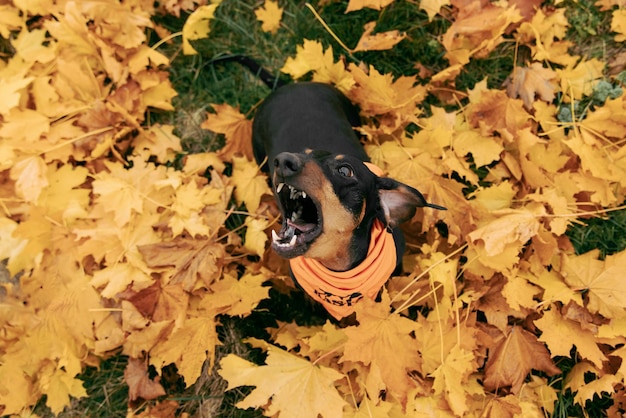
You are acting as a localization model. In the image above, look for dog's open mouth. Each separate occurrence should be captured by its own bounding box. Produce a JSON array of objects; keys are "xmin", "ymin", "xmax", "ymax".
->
[{"xmin": 271, "ymin": 182, "xmax": 322, "ymax": 257}]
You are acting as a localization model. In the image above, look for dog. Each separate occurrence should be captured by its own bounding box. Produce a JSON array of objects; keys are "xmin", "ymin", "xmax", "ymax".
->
[{"xmin": 250, "ymin": 81, "xmax": 446, "ymax": 319}]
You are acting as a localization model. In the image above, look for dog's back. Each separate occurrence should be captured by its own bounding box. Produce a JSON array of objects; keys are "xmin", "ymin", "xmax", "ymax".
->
[{"xmin": 252, "ymin": 83, "xmax": 368, "ymax": 171}]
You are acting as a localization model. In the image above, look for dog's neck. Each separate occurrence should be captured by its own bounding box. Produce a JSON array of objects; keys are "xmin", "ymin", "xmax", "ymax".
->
[{"xmin": 315, "ymin": 214, "xmax": 378, "ymax": 272}]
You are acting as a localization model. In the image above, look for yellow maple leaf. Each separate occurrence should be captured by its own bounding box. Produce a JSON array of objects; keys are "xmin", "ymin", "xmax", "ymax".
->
[
  {"xmin": 219, "ymin": 345, "xmax": 348, "ymax": 418},
  {"xmin": 535, "ymin": 308, "xmax": 606, "ymax": 368},
  {"xmin": 430, "ymin": 345, "xmax": 476, "ymax": 416},
  {"xmin": 419, "ymin": 0, "xmax": 450, "ymax": 21},
  {"xmin": 92, "ymin": 160, "xmax": 157, "ymax": 227},
  {"xmin": 348, "ymin": 63, "xmax": 426, "ymax": 119},
  {"xmin": 255, "ymin": 0, "xmax": 283, "ymax": 34},
  {"xmin": 181, "ymin": 3, "xmax": 220, "ymax": 55},
  {"xmin": 150, "ymin": 316, "xmax": 218, "ymax": 386},
  {"xmin": 201, "ymin": 271, "xmax": 269, "ymax": 316},
  {"xmin": 0, "ymin": 108, "xmax": 50, "ymax": 142},
  {"xmin": 353, "ymin": 21, "xmax": 407, "ymax": 52},
  {"xmin": 611, "ymin": 9, "xmax": 626, "ymax": 42},
  {"xmin": 0, "ymin": 4, "xmax": 23, "ymax": 38},
  {"xmin": 467, "ymin": 206, "xmax": 542, "ymax": 258},
  {"xmin": 564, "ymin": 361, "xmax": 620, "ymax": 406},
  {"xmin": 12, "ymin": 28, "xmax": 58, "ymax": 64},
  {"xmin": 562, "ymin": 249, "xmax": 626, "ymax": 319},
  {"xmin": 452, "ymin": 130, "xmax": 503, "ymax": 167},
  {"xmin": 134, "ymin": 124, "xmax": 182, "ymax": 163},
  {"xmin": 556, "ymin": 58, "xmax": 604, "ymax": 102},
  {"xmin": 442, "ymin": 4, "xmax": 522, "ymax": 65},
  {"xmin": 281, "ymin": 40, "xmax": 355, "ymax": 91},
  {"xmin": 139, "ymin": 237, "xmax": 226, "ymax": 292},
  {"xmin": 516, "ymin": 8, "xmax": 577, "ymax": 66},
  {"xmin": 244, "ymin": 217, "xmax": 269, "ymax": 257},
  {"xmin": 346, "ymin": 0, "xmax": 395, "ymax": 12},
  {"xmin": 231, "ymin": 156, "xmax": 271, "ymax": 213},
  {"xmin": 37, "ymin": 164, "xmax": 90, "ymax": 223},
  {"xmin": 90, "ymin": 262, "xmax": 154, "ymax": 299},
  {"xmin": 123, "ymin": 320, "xmax": 174, "ymax": 358},
  {"xmin": 10, "ymin": 155, "xmax": 48, "ymax": 203},
  {"xmin": 524, "ymin": 267, "xmax": 583, "ymax": 307},
  {"xmin": 40, "ymin": 364, "xmax": 88, "ymax": 414},
  {"xmin": 341, "ymin": 291, "xmax": 421, "ymax": 402}
]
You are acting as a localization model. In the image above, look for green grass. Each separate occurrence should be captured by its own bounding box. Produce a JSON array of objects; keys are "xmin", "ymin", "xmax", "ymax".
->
[{"xmin": 50, "ymin": 0, "xmax": 626, "ymax": 417}]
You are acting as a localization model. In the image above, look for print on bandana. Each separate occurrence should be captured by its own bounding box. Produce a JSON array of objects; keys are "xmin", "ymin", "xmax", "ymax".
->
[{"xmin": 290, "ymin": 218, "xmax": 396, "ymax": 319}]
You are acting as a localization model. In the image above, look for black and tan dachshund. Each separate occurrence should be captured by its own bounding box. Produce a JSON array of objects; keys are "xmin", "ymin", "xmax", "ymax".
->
[{"xmin": 251, "ymin": 82, "xmax": 446, "ymax": 319}]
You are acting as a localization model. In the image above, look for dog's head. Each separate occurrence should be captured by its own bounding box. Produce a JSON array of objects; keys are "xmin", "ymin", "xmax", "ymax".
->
[{"xmin": 269, "ymin": 150, "xmax": 445, "ymax": 271}]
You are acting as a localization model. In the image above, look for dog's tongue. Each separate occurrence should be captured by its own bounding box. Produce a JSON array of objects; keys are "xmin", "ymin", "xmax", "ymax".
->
[{"xmin": 287, "ymin": 219, "xmax": 316, "ymax": 233}]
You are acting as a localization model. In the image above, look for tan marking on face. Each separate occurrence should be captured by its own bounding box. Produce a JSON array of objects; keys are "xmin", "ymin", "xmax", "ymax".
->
[
  {"xmin": 304, "ymin": 148, "xmax": 313, "ymax": 154},
  {"xmin": 335, "ymin": 154, "xmax": 345, "ymax": 160},
  {"xmin": 290, "ymin": 162, "xmax": 362, "ymax": 271}
]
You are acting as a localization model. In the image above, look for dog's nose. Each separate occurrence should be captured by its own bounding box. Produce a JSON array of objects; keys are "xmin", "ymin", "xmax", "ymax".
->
[{"xmin": 274, "ymin": 152, "xmax": 302, "ymax": 177}]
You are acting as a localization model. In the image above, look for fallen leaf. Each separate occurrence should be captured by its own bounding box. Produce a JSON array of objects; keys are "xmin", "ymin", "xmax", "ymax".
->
[
  {"xmin": 535, "ymin": 308, "xmax": 607, "ymax": 368},
  {"xmin": 124, "ymin": 357, "xmax": 166, "ymax": 401},
  {"xmin": 139, "ymin": 238, "xmax": 226, "ymax": 292},
  {"xmin": 419, "ymin": 0, "xmax": 450, "ymax": 21},
  {"xmin": 181, "ymin": 3, "xmax": 219, "ymax": 55},
  {"xmin": 255, "ymin": 0, "xmax": 283, "ymax": 34},
  {"xmin": 504, "ymin": 63, "xmax": 557, "ymax": 109},
  {"xmin": 150, "ymin": 316, "xmax": 218, "ymax": 387},
  {"xmin": 201, "ymin": 271, "xmax": 270, "ymax": 316},
  {"xmin": 353, "ymin": 21, "xmax": 407, "ymax": 52},
  {"xmin": 346, "ymin": 0, "xmax": 395, "ymax": 12},
  {"xmin": 483, "ymin": 326, "xmax": 560, "ymax": 393},
  {"xmin": 244, "ymin": 217, "xmax": 269, "ymax": 257},
  {"xmin": 231, "ymin": 155, "xmax": 271, "ymax": 213},
  {"xmin": 341, "ymin": 291, "xmax": 421, "ymax": 402},
  {"xmin": 201, "ymin": 103, "xmax": 254, "ymax": 161},
  {"xmin": 562, "ymin": 249, "xmax": 626, "ymax": 319},
  {"xmin": 219, "ymin": 346, "xmax": 348, "ymax": 418},
  {"xmin": 430, "ymin": 345, "xmax": 476, "ymax": 416}
]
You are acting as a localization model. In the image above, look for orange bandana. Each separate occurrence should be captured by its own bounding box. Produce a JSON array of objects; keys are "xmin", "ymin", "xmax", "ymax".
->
[{"xmin": 289, "ymin": 218, "xmax": 397, "ymax": 319}]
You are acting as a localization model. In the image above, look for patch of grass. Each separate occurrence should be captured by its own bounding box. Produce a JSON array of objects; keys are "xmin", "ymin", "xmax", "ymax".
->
[{"xmin": 567, "ymin": 206, "xmax": 626, "ymax": 258}]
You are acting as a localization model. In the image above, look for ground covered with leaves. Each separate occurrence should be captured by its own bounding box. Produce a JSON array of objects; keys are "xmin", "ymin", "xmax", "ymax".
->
[{"xmin": 1, "ymin": 0, "xmax": 626, "ymax": 417}]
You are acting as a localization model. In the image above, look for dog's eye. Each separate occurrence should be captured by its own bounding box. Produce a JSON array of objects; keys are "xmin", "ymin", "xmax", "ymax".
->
[{"xmin": 337, "ymin": 166, "xmax": 354, "ymax": 177}]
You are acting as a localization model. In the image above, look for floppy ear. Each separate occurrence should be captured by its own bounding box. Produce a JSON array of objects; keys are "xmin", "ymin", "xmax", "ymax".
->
[{"xmin": 376, "ymin": 177, "xmax": 446, "ymax": 228}]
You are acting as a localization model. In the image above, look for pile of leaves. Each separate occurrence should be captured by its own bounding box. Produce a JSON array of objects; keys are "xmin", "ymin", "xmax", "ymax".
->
[{"xmin": 1, "ymin": 0, "xmax": 626, "ymax": 416}]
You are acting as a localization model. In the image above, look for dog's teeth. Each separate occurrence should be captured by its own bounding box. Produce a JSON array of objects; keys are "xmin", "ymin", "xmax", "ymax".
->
[
  {"xmin": 276, "ymin": 183, "xmax": 284, "ymax": 193},
  {"xmin": 289, "ymin": 234, "xmax": 297, "ymax": 246},
  {"xmin": 271, "ymin": 230, "xmax": 279, "ymax": 243},
  {"xmin": 301, "ymin": 191, "xmax": 307, "ymax": 199}
]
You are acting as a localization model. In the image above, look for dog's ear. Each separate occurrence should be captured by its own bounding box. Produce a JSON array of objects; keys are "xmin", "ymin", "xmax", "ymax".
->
[{"xmin": 376, "ymin": 177, "xmax": 446, "ymax": 228}]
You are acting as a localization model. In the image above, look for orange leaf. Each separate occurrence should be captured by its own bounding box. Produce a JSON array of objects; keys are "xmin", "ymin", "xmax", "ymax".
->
[
  {"xmin": 483, "ymin": 326, "xmax": 560, "ymax": 394},
  {"xmin": 505, "ymin": 63, "xmax": 557, "ymax": 109},
  {"xmin": 124, "ymin": 357, "xmax": 166, "ymax": 401},
  {"xmin": 201, "ymin": 103, "xmax": 254, "ymax": 162},
  {"xmin": 353, "ymin": 21, "xmax": 407, "ymax": 52},
  {"xmin": 139, "ymin": 238, "xmax": 226, "ymax": 292}
]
